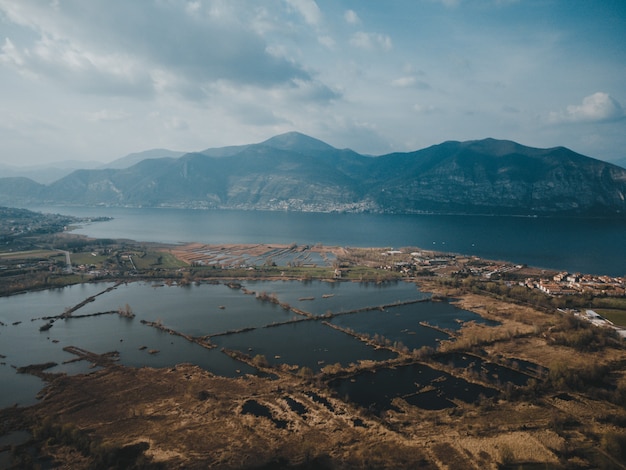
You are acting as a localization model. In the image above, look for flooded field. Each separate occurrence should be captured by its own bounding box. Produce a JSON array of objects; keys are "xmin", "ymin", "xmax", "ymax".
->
[
  {"xmin": 242, "ymin": 279, "xmax": 429, "ymax": 316},
  {"xmin": 1, "ymin": 279, "xmax": 525, "ymax": 412},
  {"xmin": 212, "ymin": 320, "xmax": 397, "ymax": 372},
  {"xmin": 169, "ymin": 243, "xmax": 341, "ymax": 268},
  {"xmin": 329, "ymin": 363, "xmax": 499, "ymax": 412},
  {"xmin": 432, "ymin": 352, "xmax": 538, "ymax": 387},
  {"xmin": 329, "ymin": 301, "xmax": 495, "ymax": 350}
]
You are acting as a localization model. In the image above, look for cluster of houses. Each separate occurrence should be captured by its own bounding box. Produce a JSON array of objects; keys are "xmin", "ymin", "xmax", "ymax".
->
[
  {"xmin": 378, "ymin": 250, "xmax": 455, "ymax": 274},
  {"xmin": 525, "ymin": 272, "xmax": 625, "ymax": 298},
  {"xmin": 378, "ymin": 249, "xmax": 625, "ymax": 299},
  {"xmin": 379, "ymin": 249, "xmax": 524, "ymax": 279}
]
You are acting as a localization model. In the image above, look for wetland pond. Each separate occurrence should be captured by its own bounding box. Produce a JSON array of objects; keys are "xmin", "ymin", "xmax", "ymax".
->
[
  {"xmin": 0, "ymin": 279, "xmax": 530, "ymax": 411},
  {"xmin": 329, "ymin": 363, "xmax": 499, "ymax": 412}
]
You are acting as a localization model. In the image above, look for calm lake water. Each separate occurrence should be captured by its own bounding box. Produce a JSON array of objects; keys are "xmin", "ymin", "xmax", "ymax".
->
[
  {"xmin": 29, "ymin": 206, "xmax": 626, "ymax": 276},
  {"xmin": 0, "ymin": 280, "xmax": 490, "ymax": 409}
]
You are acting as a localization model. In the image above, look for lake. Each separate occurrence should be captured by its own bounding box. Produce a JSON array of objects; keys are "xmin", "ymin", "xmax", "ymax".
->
[{"xmin": 29, "ymin": 205, "xmax": 626, "ymax": 276}]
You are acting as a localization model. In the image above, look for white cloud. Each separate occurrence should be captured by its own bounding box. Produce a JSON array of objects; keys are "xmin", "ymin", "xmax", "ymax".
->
[
  {"xmin": 344, "ymin": 9, "xmax": 360, "ymax": 24},
  {"xmin": 318, "ymin": 35, "xmax": 335, "ymax": 48},
  {"xmin": 413, "ymin": 104, "xmax": 439, "ymax": 114},
  {"xmin": 391, "ymin": 75, "xmax": 431, "ymax": 89},
  {"xmin": 431, "ymin": 0, "xmax": 519, "ymax": 8},
  {"xmin": 284, "ymin": 0, "xmax": 322, "ymax": 26},
  {"xmin": 0, "ymin": 0, "xmax": 624, "ymax": 166},
  {"xmin": 350, "ymin": 32, "xmax": 392, "ymax": 51},
  {"xmin": 6, "ymin": 34, "xmax": 154, "ymax": 96},
  {"xmin": 392, "ymin": 76, "xmax": 416, "ymax": 87},
  {"xmin": 0, "ymin": 38, "xmax": 23, "ymax": 66},
  {"xmin": 549, "ymin": 92, "xmax": 624, "ymax": 124},
  {"xmin": 164, "ymin": 117, "xmax": 189, "ymax": 131},
  {"xmin": 185, "ymin": 1, "xmax": 201, "ymax": 15},
  {"xmin": 432, "ymin": 0, "xmax": 462, "ymax": 8},
  {"xmin": 87, "ymin": 109, "xmax": 131, "ymax": 122},
  {"xmin": 0, "ymin": 1, "xmax": 315, "ymax": 98}
]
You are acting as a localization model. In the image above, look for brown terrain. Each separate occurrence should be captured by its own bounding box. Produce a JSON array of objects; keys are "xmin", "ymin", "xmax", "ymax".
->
[{"xmin": 1, "ymin": 245, "xmax": 625, "ymax": 469}]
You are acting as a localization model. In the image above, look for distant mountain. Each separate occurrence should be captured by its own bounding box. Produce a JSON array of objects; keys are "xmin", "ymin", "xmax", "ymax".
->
[
  {"xmin": 0, "ymin": 160, "xmax": 103, "ymax": 184},
  {"xmin": 102, "ymin": 148, "xmax": 186, "ymax": 169},
  {"xmin": 199, "ymin": 132, "xmax": 335, "ymax": 157},
  {"xmin": 1, "ymin": 133, "xmax": 625, "ymax": 216},
  {"xmin": 0, "ymin": 177, "xmax": 45, "ymax": 205},
  {"xmin": 260, "ymin": 132, "xmax": 337, "ymax": 153}
]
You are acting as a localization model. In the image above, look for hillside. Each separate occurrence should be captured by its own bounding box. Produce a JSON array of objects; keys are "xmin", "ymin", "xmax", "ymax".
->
[
  {"xmin": 367, "ymin": 139, "xmax": 626, "ymax": 214},
  {"xmin": 1, "ymin": 132, "xmax": 625, "ymax": 216}
]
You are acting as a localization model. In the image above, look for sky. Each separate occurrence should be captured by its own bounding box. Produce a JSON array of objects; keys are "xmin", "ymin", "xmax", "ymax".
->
[{"xmin": 0, "ymin": 0, "xmax": 625, "ymax": 167}]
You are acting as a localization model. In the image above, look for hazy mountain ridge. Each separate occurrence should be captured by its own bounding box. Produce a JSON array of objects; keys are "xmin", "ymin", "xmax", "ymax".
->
[
  {"xmin": 101, "ymin": 149, "xmax": 185, "ymax": 169},
  {"xmin": 0, "ymin": 150, "xmax": 184, "ymax": 183},
  {"xmin": 0, "ymin": 161, "xmax": 104, "ymax": 184},
  {"xmin": 1, "ymin": 132, "xmax": 625, "ymax": 216}
]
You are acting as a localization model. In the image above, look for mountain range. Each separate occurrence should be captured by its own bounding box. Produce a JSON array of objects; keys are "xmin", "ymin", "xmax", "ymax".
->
[{"xmin": 1, "ymin": 132, "xmax": 625, "ymax": 216}]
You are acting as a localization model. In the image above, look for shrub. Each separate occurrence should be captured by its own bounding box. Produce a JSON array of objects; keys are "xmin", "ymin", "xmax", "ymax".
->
[
  {"xmin": 547, "ymin": 361, "xmax": 611, "ymax": 394},
  {"xmin": 252, "ymin": 354, "xmax": 269, "ymax": 368},
  {"xmin": 499, "ymin": 444, "xmax": 515, "ymax": 465},
  {"xmin": 297, "ymin": 366, "xmax": 314, "ymax": 378},
  {"xmin": 600, "ymin": 431, "xmax": 626, "ymax": 461}
]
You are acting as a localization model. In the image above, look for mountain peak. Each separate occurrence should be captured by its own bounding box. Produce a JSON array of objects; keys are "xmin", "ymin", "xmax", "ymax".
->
[
  {"xmin": 460, "ymin": 138, "xmax": 533, "ymax": 157},
  {"xmin": 261, "ymin": 132, "xmax": 336, "ymax": 153}
]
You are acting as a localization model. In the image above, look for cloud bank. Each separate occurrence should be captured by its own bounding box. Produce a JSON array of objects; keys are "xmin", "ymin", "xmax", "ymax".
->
[
  {"xmin": 0, "ymin": 0, "xmax": 624, "ymax": 165},
  {"xmin": 549, "ymin": 93, "xmax": 625, "ymax": 124},
  {"xmin": 0, "ymin": 0, "xmax": 325, "ymax": 99}
]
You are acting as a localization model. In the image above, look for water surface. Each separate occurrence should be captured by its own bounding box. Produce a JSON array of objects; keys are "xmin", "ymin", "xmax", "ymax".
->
[
  {"xmin": 28, "ymin": 205, "xmax": 626, "ymax": 276},
  {"xmin": 242, "ymin": 279, "xmax": 428, "ymax": 316},
  {"xmin": 212, "ymin": 320, "xmax": 397, "ymax": 372},
  {"xmin": 329, "ymin": 363, "xmax": 498, "ymax": 412},
  {"xmin": 329, "ymin": 301, "xmax": 495, "ymax": 351}
]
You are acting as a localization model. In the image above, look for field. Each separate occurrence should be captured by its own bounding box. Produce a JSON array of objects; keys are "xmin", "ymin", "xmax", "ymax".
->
[
  {"xmin": 0, "ymin": 249, "xmax": 62, "ymax": 260},
  {"xmin": 596, "ymin": 309, "xmax": 626, "ymax": 328}
]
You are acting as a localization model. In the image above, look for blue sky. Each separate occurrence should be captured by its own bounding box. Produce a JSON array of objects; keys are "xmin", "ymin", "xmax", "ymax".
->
[{"xmin": 0, "ymin": 0, "xmax": 624, "ymax": 166}]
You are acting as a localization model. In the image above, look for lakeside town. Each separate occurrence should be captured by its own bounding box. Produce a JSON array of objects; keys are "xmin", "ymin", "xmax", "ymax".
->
[
  {"xmin": 377, "ymin": 248, "xmax": 626, "ymax": 338},
  {"xmin": 378, "ymin": 248, "xmax": 625, "ymax": 297}
]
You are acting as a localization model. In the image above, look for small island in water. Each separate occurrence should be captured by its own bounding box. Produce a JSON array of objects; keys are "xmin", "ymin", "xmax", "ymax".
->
[{"xmin": 0, "ymin": 207, "xmax": 625, "ymax": 469}]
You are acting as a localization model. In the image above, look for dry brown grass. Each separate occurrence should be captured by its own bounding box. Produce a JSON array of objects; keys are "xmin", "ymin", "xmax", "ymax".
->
[
  {"xmin": 5, "ymin": 262, "xmax": 625, "ymax": 469},
  {"xmin": 456, "ymin": 431, "xmax": 560, "ymax": 466}
]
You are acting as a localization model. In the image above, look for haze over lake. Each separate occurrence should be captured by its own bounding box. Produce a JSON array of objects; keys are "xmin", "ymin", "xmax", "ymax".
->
[{"xmin": 32, "ymin": 206, "xmax": 626, "ymax": 277}]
